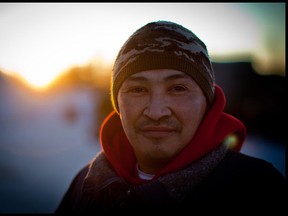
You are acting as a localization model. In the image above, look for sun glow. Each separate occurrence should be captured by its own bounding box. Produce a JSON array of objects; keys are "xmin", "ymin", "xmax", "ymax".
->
[{"xmin": 0, "ymin": 3, "xmax": 130, "ymax": 88}]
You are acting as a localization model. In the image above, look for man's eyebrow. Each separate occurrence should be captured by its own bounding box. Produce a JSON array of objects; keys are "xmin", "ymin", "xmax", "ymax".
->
[{"xmin": 126, "ymin": 73, "xmax": 192, "ymax": 82}]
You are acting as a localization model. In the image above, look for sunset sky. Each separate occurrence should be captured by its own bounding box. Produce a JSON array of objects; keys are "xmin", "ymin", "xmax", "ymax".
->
[{"xmin": 0, "ymin": 3, "xmax": 285, "ymax": 88}]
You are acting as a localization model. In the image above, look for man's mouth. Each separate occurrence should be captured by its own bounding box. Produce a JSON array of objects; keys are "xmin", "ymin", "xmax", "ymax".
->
[{"xmin": 140, "ymin": 126, "xmax": 176, "ymax": 139}]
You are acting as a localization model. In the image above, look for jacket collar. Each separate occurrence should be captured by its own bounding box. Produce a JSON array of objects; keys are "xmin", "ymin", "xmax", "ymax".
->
[{"xmin": 82, "ymin": 144, "xmax": 228, "ymax": 201}]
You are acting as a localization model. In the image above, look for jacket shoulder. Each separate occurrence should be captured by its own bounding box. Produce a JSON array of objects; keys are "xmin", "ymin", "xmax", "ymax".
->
[
  {"xmin": 224, "ymin": 149, "xmax": 284, "ymax": 177},
  {"xmin": 55, "ymin": 164, "xmax": 90, "ymax": 213},
  {"xmin": 203, "ymin": 149, "xmax": 286, "ymax": 195}
]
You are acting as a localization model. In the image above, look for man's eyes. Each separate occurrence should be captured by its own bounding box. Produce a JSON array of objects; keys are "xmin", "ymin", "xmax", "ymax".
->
[
  {"xmin": 124, "ymin": 84, "xmax": 188, "ymax": 94},
  {"xmin": 127, "ymin": 86, "xmax": 147, "ymax": 93},
  {"xmin": 170, "ymin": 85, "xmax": 188, "ymax": 92}
]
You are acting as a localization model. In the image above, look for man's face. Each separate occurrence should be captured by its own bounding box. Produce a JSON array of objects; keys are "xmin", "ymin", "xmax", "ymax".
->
[{"xmin": 117, "ymin": 69, "xmax": 208, "ymax": 173}]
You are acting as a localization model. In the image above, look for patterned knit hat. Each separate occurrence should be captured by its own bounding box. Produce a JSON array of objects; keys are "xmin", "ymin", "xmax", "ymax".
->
[{"xmin": 112, "ymin": 20, "xmax": 215, "ymax": 113}]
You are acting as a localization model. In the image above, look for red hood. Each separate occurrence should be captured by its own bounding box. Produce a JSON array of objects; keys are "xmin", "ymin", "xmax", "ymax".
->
[{"xmin": 99, "ymin": 85, "xmax": 246, "ymax": 184}]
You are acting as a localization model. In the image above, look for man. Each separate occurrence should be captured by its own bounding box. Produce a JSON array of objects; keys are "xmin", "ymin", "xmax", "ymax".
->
[{"xmin": 55, "ymin": 21, "xmax": 285, "ymax": 213}]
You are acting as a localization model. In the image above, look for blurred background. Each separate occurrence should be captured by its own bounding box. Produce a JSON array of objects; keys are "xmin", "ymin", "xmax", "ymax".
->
[{"xmin": 0, "ymin": 3, "xmax": 285, "ymax": 213}]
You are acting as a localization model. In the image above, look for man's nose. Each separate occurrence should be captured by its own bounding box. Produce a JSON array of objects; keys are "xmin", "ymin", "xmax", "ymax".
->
[{"xmin": 143, "ymin": 93, "xmax": 171, "ymax": 121}]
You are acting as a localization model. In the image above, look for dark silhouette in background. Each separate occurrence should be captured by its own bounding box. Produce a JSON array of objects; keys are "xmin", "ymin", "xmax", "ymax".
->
[{"xmin": 213, "ymin": 62, "xmax": 285, "ymax": 144}]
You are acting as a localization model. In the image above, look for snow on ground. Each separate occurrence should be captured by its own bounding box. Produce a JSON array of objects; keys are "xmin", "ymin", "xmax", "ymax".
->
[
  {"xmin": 0, "ymin": 85, "xmax": 101, "ymax": 213},
  {"xmin": 0, "ymin": 82, "xmax": 285, "ymax": 213}
]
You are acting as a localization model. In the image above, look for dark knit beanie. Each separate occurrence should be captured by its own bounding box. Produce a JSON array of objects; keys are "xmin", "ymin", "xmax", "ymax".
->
[{"xmin": 112, "ymin": 20, "xmax": 215, "ymax": 113}]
